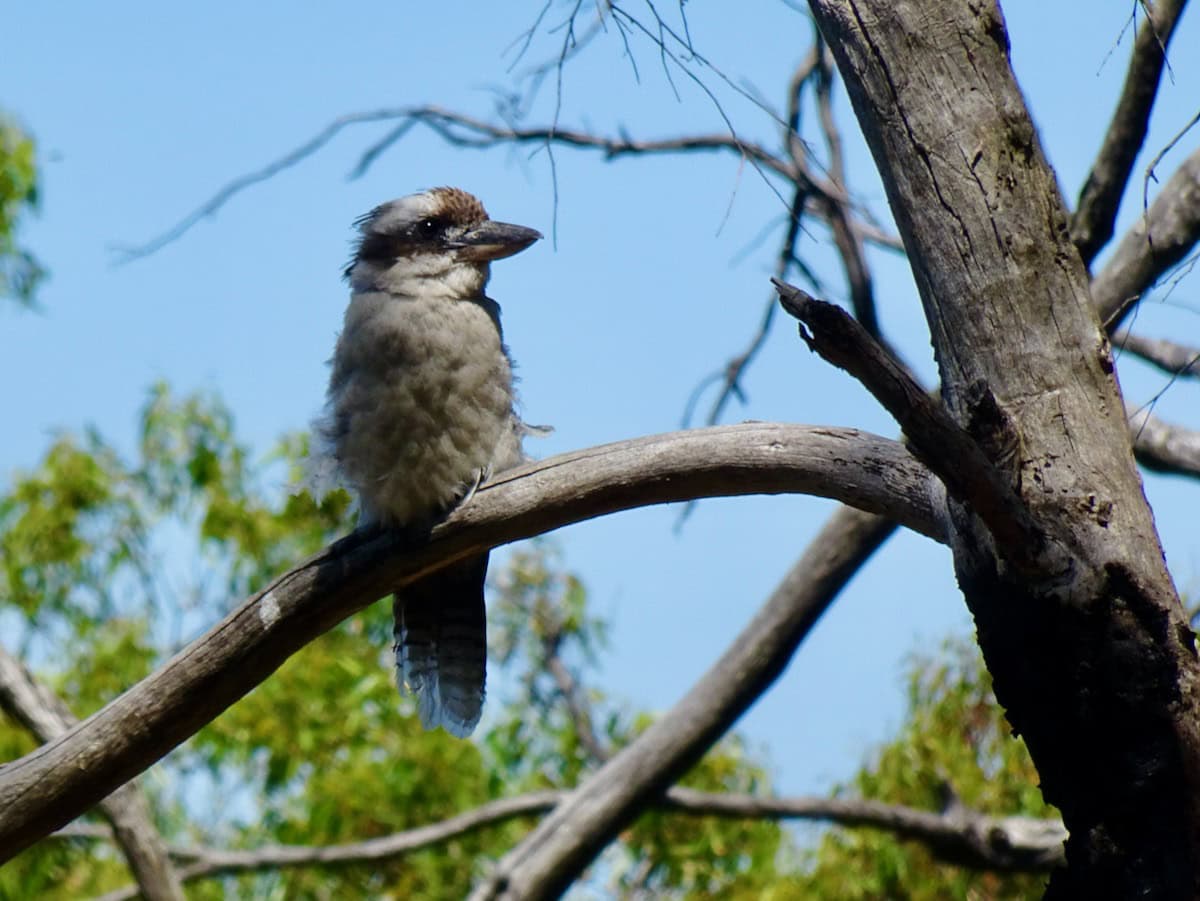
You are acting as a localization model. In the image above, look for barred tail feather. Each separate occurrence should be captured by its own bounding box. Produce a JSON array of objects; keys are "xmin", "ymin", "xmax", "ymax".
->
[{"xmin": 393, "ymin": 553, "xmax": 489, "ymax": 738}]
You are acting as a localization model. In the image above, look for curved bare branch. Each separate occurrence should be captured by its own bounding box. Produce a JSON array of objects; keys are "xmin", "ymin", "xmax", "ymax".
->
[
  {"xmin": 80, "ymin": 784, "xmax": 1065, "ymax": 900},
  {"xmin": 0, "ymin": 423, "xmax": 942, "ymax": 860}
]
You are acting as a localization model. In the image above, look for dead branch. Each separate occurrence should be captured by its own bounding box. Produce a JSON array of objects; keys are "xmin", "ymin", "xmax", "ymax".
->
[
  {"xmin": 773, "ymin": 280, "xmax": 1051, "ymax": 574},
  {"xmin": 0, "ymin": 423, "xmax": 942, "ymax": 860},
  {"xmin": 468, "ymin": 503, "xmax": 906, "ymax": 901},
  {"xmin": 1115, "ymin": 329, "xmax": 1200, "ymax": 378},
  {"xmin": 118, "ymin": 104, "xmax": 902, "ymax": 262},
  {"xmin": 79, "ymin": 784, "xmax": 1065, "ymax": 900},
  {"xmin": 89, "ymin": 792, "xmax": 565, "ymax": 901},
  {"xmin": 686, "ymin": 182, "xmax": 809, "ymax": 432},
  {"xmin": 1128, "ymin": 406, "xmax": 1200, "ymax": 475},
  {"xmin": 1072, "ymin": 0, "xmax": 1189, "ymax": 264},
  {"xmin": 542, "ymin": 630, "xmax": 611, "ymax": 764},
  {"xmin": 1096, "ymin": 146, "xmax": 1200, "ymax": 329},
  {"xmin": 0, "ymin": 648, "xmax": 183, "ymax": 901},
  {"xmin": 810, "ymin": 39, "xmax": 881, "ymax": 340}
]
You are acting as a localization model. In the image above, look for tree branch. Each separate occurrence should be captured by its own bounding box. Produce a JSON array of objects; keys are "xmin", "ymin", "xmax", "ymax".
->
[
  {"xmin": 1128, "ymin": 407, "xmax": 1200, "ymax": 475},
  {"xmin": 1115, "ymin": 329, "xmax": 1200, "ymax": 379},
  {"xmin": 773, "ymin": 279, "xmax": 1051, "ymax": 574},
  {"xmin": 1094, "ymin": 146, "xmax": 1200, "ymax": 329},
  {"xmin": 117, "ymin": 104, "xmax": 902, "ymax": 262},
  {"xmin": 0, "ymin": 648, "xmax": 184, "ymax": 901},
  {"xmin": 811, "ymin": 40, "xmax": 882, "ymax": 340},
  {"xmin": 0, "ymin": 424, "xmax": 942, "ymax": 860},
  {"xmin": 662, "ymin": 787, "xmax": 1066, "ymax": 873},
  {"xmin": 1071, "ymin": 0, "xmax": 1189, "ymax": 264},
  {"xmin": 542, "ymin": 632, "xmax": 611, "ymax": 764},
  {"xmin": 469, "ymin": 503, "xmax": 905, "ymax": 900},
  {"xmin": 89, "ymin": 792, "xmax": 566, "ymax": 901},
  {"xmin": 79, "ymin": 785, "xmax": 1066, "ymax": 900}
]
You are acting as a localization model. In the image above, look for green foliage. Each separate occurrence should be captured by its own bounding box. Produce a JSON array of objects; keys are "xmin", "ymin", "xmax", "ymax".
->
[
  {"xmin": 0, "ymin": 115, "xmax": 44, "ymax": 306},
  {"xmin": 621, "ymin": 731, "xmax": 787, "ymax": 898},
  {"xmin": 790, "ymin": 637, "xmax": 1057, "ymax": 899}
]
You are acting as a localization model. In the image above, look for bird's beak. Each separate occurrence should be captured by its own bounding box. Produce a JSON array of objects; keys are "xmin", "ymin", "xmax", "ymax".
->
[{"xmin": 453, "ymin": 220, "xmax": 542, "ymax": 262}]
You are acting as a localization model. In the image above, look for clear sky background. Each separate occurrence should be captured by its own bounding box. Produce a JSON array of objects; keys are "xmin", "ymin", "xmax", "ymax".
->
[{"xmin": 3, "ymin": 1, "xmax": 1199, "ymax": 806}]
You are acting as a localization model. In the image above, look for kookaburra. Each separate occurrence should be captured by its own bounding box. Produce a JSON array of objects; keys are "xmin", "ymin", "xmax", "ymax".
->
[{"xmin": 314, "ymin": 187, "xmax": 541, "ymax": 737}]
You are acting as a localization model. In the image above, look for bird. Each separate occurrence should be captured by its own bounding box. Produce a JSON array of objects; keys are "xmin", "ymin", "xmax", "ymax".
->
[{"xmin": 312, "ymin": 186, "xmax": 541, "ymax": 737}]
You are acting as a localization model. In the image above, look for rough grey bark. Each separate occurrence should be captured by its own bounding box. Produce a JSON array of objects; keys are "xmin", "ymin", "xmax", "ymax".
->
[{"xmin": 807, "ymin": 1, "xmax": 1200, "ymax": 897}]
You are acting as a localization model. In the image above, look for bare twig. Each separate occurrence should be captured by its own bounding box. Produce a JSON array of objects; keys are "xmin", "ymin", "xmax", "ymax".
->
[
  {"xmin": 112, "ymin": 110, "xmax": 417, "ymax": 262},
  {"xmin": 84, "ymin": 792, "xmax": 561, "ymax": 901},
  {"xmin": 0, "ymin": 424, "xmax": 943, "ymax": 860},
  {"xmin": 542, "ymin": 630, "xmax": 611, "ymax": 763},
  {"xmin": 684, "ymin": 55, "xmax": 823, "ymax": 433},
  {"xmin": 684, "ymin": 54, "xmax": 824, "ymax": 433},
  {"xmin": 687, "ymin": 184, "xmax": 810, "ymax": 431},
  {"xmin": 121, "ymin": 102, "xmax": 903, "ymax": 263},
  {"xmin": 79, "ymin": 785, "xmax": 1065, "ymax": 900},
  {"xmin": 0, "ymin": 648, "xmax": 184, "ymax": 901},
  {"xmin": 673, "ymin": 178, "xmax": 811, "ymax": 528},
  {"xmin": 1143, "ymin": 108, "xmax": 1200, "ymax": 216},
  {"xmin": 681, "ymin": 45, "xmax": 898, "ymax": 449},
  {"xmin": 811, "ymin": 39, "xmax": 881, "ymax": 340},
  {"xmin": 1071, "ymin": 0, "xmax": 1188, "ymax": 264}
]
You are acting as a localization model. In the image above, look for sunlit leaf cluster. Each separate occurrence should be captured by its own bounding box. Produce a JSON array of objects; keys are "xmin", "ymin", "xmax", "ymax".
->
[
  {"xmin": 791, "ymin": 637, "xmax": 1058, "ymax": 900},
  {"xmin": 0, "ymin": 115, "xmax": 43, "ymax": 306}
]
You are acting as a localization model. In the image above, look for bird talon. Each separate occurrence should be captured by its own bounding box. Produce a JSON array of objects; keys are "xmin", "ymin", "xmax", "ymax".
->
[{"xmin": 458, "ymin": 466, "xmax": 489, "ymax": 507}]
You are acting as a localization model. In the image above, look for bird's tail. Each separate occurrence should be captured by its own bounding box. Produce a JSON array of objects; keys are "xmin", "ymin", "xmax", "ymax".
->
[{"xmin": 393, "ymin": 553, "xmax": 489, "ymax": 738}]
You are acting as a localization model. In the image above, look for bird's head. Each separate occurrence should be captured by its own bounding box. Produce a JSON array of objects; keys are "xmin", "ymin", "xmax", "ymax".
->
[{"xmin": 345, "ymin": 187, "xmax": 542, "ymax": 299}]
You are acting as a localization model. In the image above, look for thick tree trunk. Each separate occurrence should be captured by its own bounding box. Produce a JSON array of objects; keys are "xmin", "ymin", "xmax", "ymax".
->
[{"xmin": 808, "ymin": 0, "xmax": 1200, "ymax": 896}]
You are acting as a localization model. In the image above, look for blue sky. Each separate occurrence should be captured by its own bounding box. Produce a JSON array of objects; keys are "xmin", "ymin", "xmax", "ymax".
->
[{"xmin": 4, "ymin": 0, "xmax": 1199, "ymax": 807}]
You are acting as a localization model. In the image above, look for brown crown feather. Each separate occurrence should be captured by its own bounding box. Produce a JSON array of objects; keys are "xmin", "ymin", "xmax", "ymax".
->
[{"xmin": 426, "ymin": 186, "xmax": 488, "ymax": 226}]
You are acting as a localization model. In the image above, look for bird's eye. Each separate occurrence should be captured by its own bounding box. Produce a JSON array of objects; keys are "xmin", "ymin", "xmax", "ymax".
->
[{"xmin": 416, "ymin": 218, "xmax": 443, "ymax": 238}]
